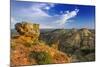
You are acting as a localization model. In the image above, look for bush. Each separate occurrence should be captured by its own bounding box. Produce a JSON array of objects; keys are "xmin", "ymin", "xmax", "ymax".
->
[{"xmin": 29, "ymin": 51, "xmax": 52, "ymax": 65}]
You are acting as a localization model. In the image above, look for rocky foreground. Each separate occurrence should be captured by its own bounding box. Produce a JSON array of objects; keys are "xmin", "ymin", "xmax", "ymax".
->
[{"xmin": 11, "ymin": 22, "xmax": 71, "ymax": 66}]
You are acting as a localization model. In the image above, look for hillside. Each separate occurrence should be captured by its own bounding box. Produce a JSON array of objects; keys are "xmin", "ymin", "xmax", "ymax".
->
[
  {"xmin": 40, "ymin": 28, "xmax": 95, "ymax": 62},
  {"xmin": 11, "ymin": 22, "xmax": 71, "ymax": 66},
  {"xmin": 11, "ymin": 22, "xmax": 95, "ymax": 66}
]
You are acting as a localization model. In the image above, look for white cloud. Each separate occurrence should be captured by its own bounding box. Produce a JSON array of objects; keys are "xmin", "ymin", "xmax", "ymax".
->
[
  {"xmin": 40, "ymin": 24, "xmax": 54, "ymax": 29},
  {"xmin": 44, "ymin": 6, "xmax": 51, "ymax": 10},
  {"xmin": 11, "ymin": 17, "xmax": 21, "ymax": 29},
  {"xmin": 11, "ymin": 17, "xmax": 17, "ymax": 29},
  {"xmin": 56, "ymin": 8, "xmax": 79, "ymax": 25},
  {"xmin": 19, "ymin": 3, "xmax": 56, "ymax": 18},
  {"xmin": 20, "ymin": 4, "xmax": 51, "ymax": 17},
  {"xmin": 12, "ymin": 3, "xmax": 79, "ymax": 29},
  {"xmin": 11, "ymin": 17, "xmax": 15, "ymax": 23}
]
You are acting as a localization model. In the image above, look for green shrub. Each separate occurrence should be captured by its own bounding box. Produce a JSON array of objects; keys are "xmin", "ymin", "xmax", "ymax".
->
[
  {"xmin": 29, "ymin": 51, "xmax": 38, "ymax": 58},
  {"xmin": 29, "ymin": 51, "xmax": 52, "ymax": 64}
]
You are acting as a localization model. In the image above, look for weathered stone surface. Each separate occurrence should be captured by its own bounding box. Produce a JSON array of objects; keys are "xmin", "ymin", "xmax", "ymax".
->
[
  {"xmin": 15, "ymin": 22, "xmax": 40, "ymax": 38},
  {"xmin": 79, "ymin": 28, "xmax": 94, "ymax": 48},
  {"xmin": 80, "ymin": 28, "xmax": 92, "ymax": 38},
  {"xmin": 11, "ymin": 22, "xmax": 71, "ymax": 66}
]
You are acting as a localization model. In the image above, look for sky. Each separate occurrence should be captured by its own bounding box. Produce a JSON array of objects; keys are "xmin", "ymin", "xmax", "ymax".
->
[{"xmin": 11, "ymin": 0, "xmax": 95, "ymax": 29}]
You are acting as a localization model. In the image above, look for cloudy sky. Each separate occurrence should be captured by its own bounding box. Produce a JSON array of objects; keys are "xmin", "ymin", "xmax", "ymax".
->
[{"xmin": 11, "ymin": 0, "xmax": 95, "ymax": 29}]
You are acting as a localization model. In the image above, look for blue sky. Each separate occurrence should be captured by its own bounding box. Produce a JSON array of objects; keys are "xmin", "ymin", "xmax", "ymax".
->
[{"xmin": 11, "ymin": 0, "xmax": 95, "ymax": 29}]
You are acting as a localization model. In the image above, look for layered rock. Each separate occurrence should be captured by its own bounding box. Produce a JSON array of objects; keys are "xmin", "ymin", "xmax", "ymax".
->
[
  {"xmin": 79, "ymin": 28, "xmax": 94, "ymax": 49},
  {"xmin": 39, "ymin": 28, "xmax": 95, "ymax": 62}
]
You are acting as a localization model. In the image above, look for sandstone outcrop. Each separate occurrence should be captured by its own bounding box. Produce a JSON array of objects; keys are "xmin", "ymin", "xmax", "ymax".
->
[
  {"xmin": 15, "ymin": 22, "xmax": 40, "ymax": 38},
  {"xmin": 11, "ymin": 22, "xmax": 71, "ymax": 66}
]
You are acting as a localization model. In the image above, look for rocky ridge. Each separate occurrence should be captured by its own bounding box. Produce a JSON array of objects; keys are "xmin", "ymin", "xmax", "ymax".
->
[{"xmin": 11, "ymin": 22, "xmax": 71, "ymax": 66}]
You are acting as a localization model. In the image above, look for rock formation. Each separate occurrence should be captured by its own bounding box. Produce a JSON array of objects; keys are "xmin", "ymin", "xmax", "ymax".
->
[
  {"xmin": 39, "ymin": 28, "xmax": 95, "ymax": 62},
  {"xmin": 79, "ymin": 28, "xmax": 94, "ymax": 49},
  {"xmin": 15, "ymin": 22, "xmax": 40, "ymax": 38},
  {"xmin": 11, "ymin": 22, "xmax": 71, "ymax": 66}
]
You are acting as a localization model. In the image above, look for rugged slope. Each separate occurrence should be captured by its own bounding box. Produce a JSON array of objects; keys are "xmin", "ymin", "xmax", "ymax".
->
[
  {"xmin": 11, "ymin": 35, "xmax": 71, "ymax": 66},
  {"xmin": 11, "ymin": 22, "xmax": 71, "ymax": 66},
  {"xmin": 40, "ymin": 28, "xmax": 95, "ymax": 62}
]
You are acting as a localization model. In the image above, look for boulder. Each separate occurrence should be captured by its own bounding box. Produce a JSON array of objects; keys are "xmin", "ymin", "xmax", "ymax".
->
[{"xmin": 15, "ymin": 22, "xmax": 40, "ymax": 38}]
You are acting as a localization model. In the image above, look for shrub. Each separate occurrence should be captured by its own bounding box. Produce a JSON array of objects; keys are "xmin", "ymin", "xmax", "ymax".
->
[{"xmin": 29, "ymin": 51, "xmax": 52, "ymax": 65}]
